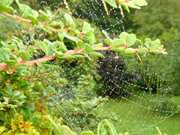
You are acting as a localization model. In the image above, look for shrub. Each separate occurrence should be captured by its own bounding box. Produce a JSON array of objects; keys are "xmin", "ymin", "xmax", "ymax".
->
[{"xmin": 97, "ymin": 51, "xmax": 138, "ymax": 98}]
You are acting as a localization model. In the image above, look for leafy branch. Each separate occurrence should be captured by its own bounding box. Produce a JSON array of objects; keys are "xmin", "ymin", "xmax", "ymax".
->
[{"xmin": 0, "ymin": 0, "xmax": 166, "ymax": 73}]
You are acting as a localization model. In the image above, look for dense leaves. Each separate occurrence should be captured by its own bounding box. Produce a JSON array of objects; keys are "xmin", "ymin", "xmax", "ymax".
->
[{"xmin": 97, "ymin": 51, "xmax": 132, "ymax": 97}]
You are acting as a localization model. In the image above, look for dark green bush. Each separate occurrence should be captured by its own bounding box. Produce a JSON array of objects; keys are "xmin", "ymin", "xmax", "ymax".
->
[{"xmin": 96, "ymin": 51, "xmax": 138, "ymax": 98}]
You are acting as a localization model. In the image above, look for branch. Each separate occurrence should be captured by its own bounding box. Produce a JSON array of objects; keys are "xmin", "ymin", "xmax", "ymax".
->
[
  {"xmin": 1, "ymin": 12, "xmax": 32, "ymax": 24},
  {"xmin": 0, "ymin": 13, "xmax": 139, "ymax": 71},
  {"xmin": 0, "ymin": 56, "xmax": 55, "ymax": 71},
  {"xmin": 0, "ymin": 46, "xmax": 138, "ymax": 72}
]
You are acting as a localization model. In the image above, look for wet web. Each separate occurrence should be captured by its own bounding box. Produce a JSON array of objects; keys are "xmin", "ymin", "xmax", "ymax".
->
[
  {"xmin": 95, "ymin": 54, "xmax": 179, "ymax": 134},
  {"xmin": 38, "ymin": 1, "xmax": 180, "ymax": 134},
  {"xmin": 44, "ymin": 57, "xmax": 179, "ymax": 134}
]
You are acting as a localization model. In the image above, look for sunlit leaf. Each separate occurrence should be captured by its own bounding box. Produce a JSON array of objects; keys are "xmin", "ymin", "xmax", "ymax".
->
[
  {"xmin": 82, "ymin": 22, "xmax": 96, "ymax": 44},
  {"xmin": 0, "ymin": 0, "xmax": 13, "ymax": 13},
  {"xmin": 64, "ymin": 13, "xmax": 75, "ymax": 28},
  {"xmin": 15, "ymin": 0, "xmax": 39, "ymax": 22},
  {"xmin": 128, "ymin": 0, "xmax": 148, "ymax": 9},
  {"xmin": 0, "ymin": 0, "xmax": 13, "ymax": 6},
  {"xmin": 105, "ymin": 0, "xmax": 117, "ymax": 8}
]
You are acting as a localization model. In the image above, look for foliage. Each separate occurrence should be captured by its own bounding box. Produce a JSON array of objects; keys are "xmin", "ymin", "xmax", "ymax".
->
[
  {"xmin": 97, "ymin": 51, "xmax": 137, "ymax": 98},
  {"xmin": 127, "ymin": 0, "xmax": 180, "ymax": 95}
]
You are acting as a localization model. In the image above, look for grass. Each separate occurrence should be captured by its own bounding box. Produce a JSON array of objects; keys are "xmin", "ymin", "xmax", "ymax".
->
[{"xmin": 96, "ymin": 95, "xmax": 180, "ymax": 135}]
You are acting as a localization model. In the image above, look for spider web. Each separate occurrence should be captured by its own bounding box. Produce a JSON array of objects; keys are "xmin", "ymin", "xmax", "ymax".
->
[
  {"xmin": 45, "ymin": 57, "xmax": 179, "ymax": 135},
  {"xmin": 37, "ymin": 0, "xmax": 180, "ymax": 134},
  {"xmin": 95, "ymin": 54, "xmax": 179, "ymax": 134}
]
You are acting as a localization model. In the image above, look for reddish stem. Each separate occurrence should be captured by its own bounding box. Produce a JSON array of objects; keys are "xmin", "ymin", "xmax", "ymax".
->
[{"xmin": 0, "ymin": 46, "xmax": 139, "ymax": 71}]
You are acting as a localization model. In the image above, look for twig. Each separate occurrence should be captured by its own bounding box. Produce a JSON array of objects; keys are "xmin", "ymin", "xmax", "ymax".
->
[
  {"xmin": 1, "ymin": 12, "xmax": 32, "ymax": 24},
  {"xmin": 63, "ymin": 0, "xmax": 72, "ymax": 14},
  {"xmin": 101, "ymin": 0, "xmax": 109, "ymax": 15},
  {"xmin": 0, "ymin": 46, "xmax": 139, "ymax": 72}
]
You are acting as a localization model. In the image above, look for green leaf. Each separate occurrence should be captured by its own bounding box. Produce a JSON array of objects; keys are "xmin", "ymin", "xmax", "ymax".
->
[
  {"xmin": 111, "ymin": 38, "xmax": 126, "ymax": 46},
  {"xmin": 127, "ymin": 34, "xmax": 137, "ymax": 46},
  {"xmin": 78, "ymin": 43, "xmax": 93, "ymax": 53},
  {"xmin": 119, "ymin": 32, "xmax": 137, "ymax": 46},
  {"xmin": 47, "ymin": 115, "xmax": 77, "ymax": 135},
  {"xmin": 58, "ymin": 31, "xmax": 80, "ymax": 43},
  {"xmin": 113, "ymin": 47, "xmax": 126, "ymax": 53},
  {"xmin": 105, "ymin": 0, "xmax": 117, "ymax": 8},
  {"xmin": 82, "ymin": 22, "xmax": 96, "ymax": 43},
  {"xmin": 121, "ymin": 3, "xmax": 130, "ymax": 12},
  {"xmin": 64, "ymin": 13, "xmax": 75, "ymax": 28},
  {"xmin": 0, "ymin": 0, "xmax": 13, "ymax": 13},
  {"xmin": 89, "ymin": 52, "xmax": 104, "ymax": 59},
  {"xmin": 64, "ymin": 33, "xmax": 80, "ymax": 43},
  {"xmin": 38, "ymin": 10, "xmax": 50, "ymax": 21},
  {"xmin": 15, "ymin": 0, "xmax": 39, "ymax": 22},
  {"xmin": 6, "ymin": 60, "xmax": 17, "ymax": 68},
  {"xmin": 0, "ymin": 0, "xmax": 13, "ymax": 6},
  {"xmin": 0, "ymin": 4, "xmax": 13, "ymax": 13},
  {"xmin": 143, "ymin": 38, "xmax": 166, "ymax": 54},
  {"xmin": 132, "ymin": 0, "xmax": 148, "ymax": 6},
  {"xmin": 138, "ymin": 47, "xmax": 148, "ymax": 54},
  {"xmin": 38, "ymin": 40, "xmax": 56, "ymax": 55},
  {"xmin": 56, "ymin": 41, "xmax": 67, "ymax": 52},
  {"xmin": 106, "ymin": 32, "xmax": 137, "ymax": 48},
  {"xmin": 20, "ymin": 51, "xmax": 31, "ymax": 60},
  {"xmin": 104, "ymin": 38, "xmax": 113, "ymax": 45},
  {"xmin": 0, "ymin": 48, "xmax": 11, "ymax": 62},
  {"xmin": 50, "ymin": 20, "xmax": 64, "ymax": 28},
  {"xmin": 128, "ymin": 0, "xmax": 148, "ymax": 9},
  {"xmin": 58, "ymin": 32, "xmax": 65, "ymax": 41},
  {"xmin": 82, "ymin": 22, "xmax": 94, "ymax": 33},
  {"xmin": 124, "ymin": 48, "xmax": 136, "ymax": 55},
  {"xmin": 86, "ymin": 32, "xmax": 96, "ymax": 44},
  {"xmin": 58, "ymin": 54, "xmax": 79, "ymax": 60},
  {"xmin": 97, "ymin": 119, "xmax": 118, "ymax": 135}
]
